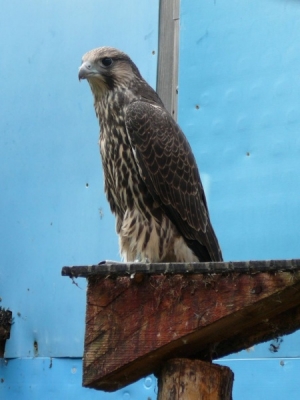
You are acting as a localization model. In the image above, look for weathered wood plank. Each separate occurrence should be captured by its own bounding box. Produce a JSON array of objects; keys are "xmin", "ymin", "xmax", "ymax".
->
[
  {"xmin": 82, "ymin": 270, "xmax": 300, "ymax": 391},
  {"xmin": 62, "ymin": 259, "xmax": 300, "ymax": 277}
]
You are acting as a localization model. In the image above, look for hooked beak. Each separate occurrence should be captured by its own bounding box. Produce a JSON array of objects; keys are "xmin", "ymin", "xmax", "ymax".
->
[{"xmin": 78, "ymin": 61, "xmax": 99, "ymax": 81}]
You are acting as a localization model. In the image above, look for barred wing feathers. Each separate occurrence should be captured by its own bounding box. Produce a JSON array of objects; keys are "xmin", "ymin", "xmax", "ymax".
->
[{"xmin": 125, "ymin": 100, "xmax": 222, "ymax": 262}]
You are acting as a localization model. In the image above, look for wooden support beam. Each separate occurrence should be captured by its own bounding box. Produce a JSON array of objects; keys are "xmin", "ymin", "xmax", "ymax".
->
[
  {"xmin": 62, "ymin": 260, "xmax": 300, "ymax": 392},
  {"xmin": 157, "ymin": 358, "xmax": 233, "ymax": 400}
]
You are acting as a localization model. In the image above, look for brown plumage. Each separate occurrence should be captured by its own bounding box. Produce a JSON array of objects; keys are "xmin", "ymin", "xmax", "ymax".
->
[{"xmin": 78, "ymin": 46, "xmax": 222, "ymax": 262}]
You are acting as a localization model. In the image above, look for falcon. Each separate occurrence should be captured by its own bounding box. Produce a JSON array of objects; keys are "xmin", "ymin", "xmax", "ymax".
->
[{"xmin": 78, "ymin": 47, "xmax": 222, "ymax": 263}]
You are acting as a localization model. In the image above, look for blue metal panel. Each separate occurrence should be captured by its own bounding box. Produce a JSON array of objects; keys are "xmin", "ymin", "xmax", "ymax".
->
[
  {"xmin": 0, "ymin": 0, "xmax": 159, "ymax": 360},
  {"xmin": 179, "ymin": 0, "xmax": 300, "ymax": 397},
  {"xmin": 1, "ymin": 2, "xmax": 159, "ymax": 398},
  {"xmin": 2, "ymin": 358, "xmax": 300, "ymax": 400},
  {"xmin": 179, "ymin": 0, "xmax": 300, "ymax": 262},
  {"xmin": 218, "ymin": 359, "xmax": 300, "ymax": 400},
  {"xmin": 0, "ymin": 358, "xmax": 157, "ymax": 400}
]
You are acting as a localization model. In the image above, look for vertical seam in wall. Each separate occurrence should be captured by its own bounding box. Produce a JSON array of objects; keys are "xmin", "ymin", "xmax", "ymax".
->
[{"xmin": 157, "ymin": 0, "xmax": 180, "ymax": 121}]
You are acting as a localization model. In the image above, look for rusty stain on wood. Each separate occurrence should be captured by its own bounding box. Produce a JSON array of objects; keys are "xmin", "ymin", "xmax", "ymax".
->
[{"xmin": 80, "ymin": 269, "xmax": 300, "ymax": 391}]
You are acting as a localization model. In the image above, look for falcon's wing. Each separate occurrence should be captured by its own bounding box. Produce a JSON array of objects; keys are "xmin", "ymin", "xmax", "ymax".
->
[{"xmin": 125, "ymin": 100, "xmax": 222, "ymax": 261}]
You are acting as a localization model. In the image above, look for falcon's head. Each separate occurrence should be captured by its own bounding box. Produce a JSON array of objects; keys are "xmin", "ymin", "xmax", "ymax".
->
[{"xmin": 78, "ymin": 46, "xmax": 142, "ymax": 93}]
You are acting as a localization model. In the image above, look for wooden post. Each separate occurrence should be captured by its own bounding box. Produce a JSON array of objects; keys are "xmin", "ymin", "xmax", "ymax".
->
[{"xmin": 157, "ymin": 358, "xmax": 233, "ymax": 400}]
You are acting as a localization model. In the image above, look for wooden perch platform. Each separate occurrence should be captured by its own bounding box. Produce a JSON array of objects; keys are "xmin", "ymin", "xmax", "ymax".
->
[{"xmin": 62, "ymin": 259, "xmax": 300, "ymax": 392}]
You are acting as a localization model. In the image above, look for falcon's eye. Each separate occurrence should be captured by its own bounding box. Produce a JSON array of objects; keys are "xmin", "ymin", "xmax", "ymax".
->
[{"xmin": 101, "ymin": 57, "xmax": 113, "ymax": 67}]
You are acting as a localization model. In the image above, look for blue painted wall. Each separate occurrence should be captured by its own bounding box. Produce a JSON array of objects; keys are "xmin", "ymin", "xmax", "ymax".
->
[
  {"xmin": 1, "ymin": 0, "xmax": 300, "ymax": 399},
  {"xmin": 179, "ymin": 0, "xmax": 300, "ymax": 262},
  {"xmin": 179, "ymin": 1, "xmax": 300, "ymax": 399},
  {"xmin": 1, "ymin": 0, "xmax": 158, "ymax": 398}
]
